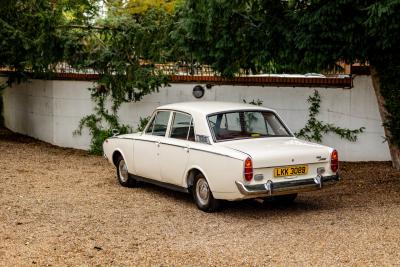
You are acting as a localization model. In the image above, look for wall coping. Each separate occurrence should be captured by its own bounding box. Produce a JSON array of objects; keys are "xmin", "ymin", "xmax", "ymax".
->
[{"xmin": 0, "ymin": 71, "xmax": 353, "ymax": 88}]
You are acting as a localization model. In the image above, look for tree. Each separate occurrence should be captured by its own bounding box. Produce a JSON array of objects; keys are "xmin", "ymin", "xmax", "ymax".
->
[
  {"xmin": 173, "ymin": 0, "xmax": 293, "ymax": 76},
  {"xmin": 0, "ymin": 0, "xmax": 96, "ymax": 74},
  {"xmin": 175, "ymin": 0, "xmax": 400, "ymax": 169},
  {"xmin": 105, "ymin": 0, "xmax": 177, "ymax": 15},
  {"xmin": 0, "ymin": 0, "xmax": 175, "ymax": 154},
  {"xmin": 0, "ymin": 0, "xmax": 63, "ymax": 74},
  {"xmin": 72, "ymin": 8, "xmax": 172, "ymax": 154}
]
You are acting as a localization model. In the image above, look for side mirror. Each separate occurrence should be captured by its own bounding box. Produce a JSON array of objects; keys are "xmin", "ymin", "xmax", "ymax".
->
[{"xmin": 112, "ymin": 129, "xmax": 120, "ymax": 136}]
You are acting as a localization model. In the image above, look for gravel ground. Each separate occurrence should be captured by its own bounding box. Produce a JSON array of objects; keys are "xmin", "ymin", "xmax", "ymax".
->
[{"xmin": 0, "ymin": 128, "xmax": 400, "ymax": 266}]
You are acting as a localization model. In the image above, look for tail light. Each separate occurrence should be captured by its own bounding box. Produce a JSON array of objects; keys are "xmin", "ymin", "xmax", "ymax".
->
[
  {"xmin": 244, "ymin": 157, "xmax": 253, "ymax": 181},
  {"xmin": 331, "ymin": 150, "xmax": 339, "ymax": 173}
]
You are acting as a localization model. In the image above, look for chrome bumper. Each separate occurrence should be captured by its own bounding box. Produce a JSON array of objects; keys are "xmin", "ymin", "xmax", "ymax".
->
[{"xmin": 235, "ymin": 174, "xmax": 340, "ymax": 198}]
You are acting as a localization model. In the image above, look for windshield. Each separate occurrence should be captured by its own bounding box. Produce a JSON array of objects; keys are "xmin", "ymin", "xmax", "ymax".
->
[{"xmin": 208, "ymin": 110, "xmax": 292, "ymax": 141}]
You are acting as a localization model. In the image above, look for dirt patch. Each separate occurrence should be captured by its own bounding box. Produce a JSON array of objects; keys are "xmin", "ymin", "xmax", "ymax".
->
[{"xmin": 1, "ymin": 128, "xmax": 400, "ymax": 266}]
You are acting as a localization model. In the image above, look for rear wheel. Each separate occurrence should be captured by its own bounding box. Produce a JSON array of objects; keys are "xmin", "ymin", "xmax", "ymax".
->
[
  {"xmin": 116, "ymin": 156, "xmax": 137, "ymax": 187},
  {"xmin": 193, "ymin": 174, "xmax": 221, "ymax": 212}
]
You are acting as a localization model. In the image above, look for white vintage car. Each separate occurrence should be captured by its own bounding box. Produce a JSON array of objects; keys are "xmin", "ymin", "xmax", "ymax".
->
[{"xmin": 103, "ymin": 101, "xmax": 339, "ymax": 212}]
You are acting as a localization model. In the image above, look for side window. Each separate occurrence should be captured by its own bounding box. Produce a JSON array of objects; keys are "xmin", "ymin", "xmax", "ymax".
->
[
  {"xmin": 170, "ymin": 112, "xmax": 192, "ymax": 140},
  {"xmin": 146, "ymin": 111, "xmax": 170, "ymax": 136},
  {"xmin": 145, "ymin": 116, "xmax": 156, "ymax": 134},
  {"xmin": 263, "ymin": 113, "xmax": 289, "ymax": 135}
]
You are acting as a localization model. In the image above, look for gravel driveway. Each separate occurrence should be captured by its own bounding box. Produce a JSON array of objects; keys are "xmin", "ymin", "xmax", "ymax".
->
[{"xmin": 1, "ymin": 128, "xmax": 400, "ymax": 266}]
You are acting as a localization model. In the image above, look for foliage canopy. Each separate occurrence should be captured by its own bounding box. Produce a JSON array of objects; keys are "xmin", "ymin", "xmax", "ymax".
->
[
  {"xmin": 174, "ymin": 0, "xmax": 400, "ymax": 168},
  {"xmin": 0, "ymin": 0, "xmax": 399, "ymax": 165}
]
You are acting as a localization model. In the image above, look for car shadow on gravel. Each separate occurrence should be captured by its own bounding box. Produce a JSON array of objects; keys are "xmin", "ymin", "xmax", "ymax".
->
[
  {"xmin": 223, "ymin": 198, "xmax": 327, "ymax": 214},
  {"xmin": 130, "ymin": 181, "xmax": 337, "ymax": 215},
  {"xmin": 135, "ymin": 182, "xmax": 194, "ymax": 202}
]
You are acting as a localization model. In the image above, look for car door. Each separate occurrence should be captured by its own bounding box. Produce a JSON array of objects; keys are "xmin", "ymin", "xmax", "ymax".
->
[
  {"xmin": 159, "ymin": 111, "xmax": 194, "ymax": 186},
  {"xmin": 134, "ymin": 110, "xmax": 171, "ymax": 181}
]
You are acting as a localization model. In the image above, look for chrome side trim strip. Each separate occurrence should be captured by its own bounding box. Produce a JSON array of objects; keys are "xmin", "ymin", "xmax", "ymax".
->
[
  {"xmin": 134, "ymin": 139, "xmax": 156, "ymax": 143},
  {"xmin": 159, "ymin": 142, "xmax": 186, "ymax": 149},
  {"xmin": 189, "ymin": 147, "xmax": 243, "ymax": 160}
]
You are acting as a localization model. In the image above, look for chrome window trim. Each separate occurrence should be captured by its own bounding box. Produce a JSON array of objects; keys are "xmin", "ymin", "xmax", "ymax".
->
[
  {"xmin": 168, "ymin": 110, "xmax": 195, "ymax": 141},
  {"xmin": 163, "ymin": 110, "xmax": 198, "ymax": 143},
  {"xmin": 206, "ymin": 109, "xmax": 293, "ymax": 143},
  {"xmin": 144, "ymin": 110, "xmax": 172, "ymax": 137},
  {"xmin": 143, "ymin": 111, "xmax": 157, "ymax": 134}
]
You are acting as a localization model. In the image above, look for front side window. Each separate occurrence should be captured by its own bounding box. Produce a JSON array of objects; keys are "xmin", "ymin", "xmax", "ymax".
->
[
  {"xmin": 145, "ymin": 111, "xmax": 170, "ymax": 136},
  {"xmin": 208, "ymin": 110, "xmax": 291, "ymax": 141},
  {"xmin": 170, "ymin": 112, "xmax": 195, "ymax": 141}
]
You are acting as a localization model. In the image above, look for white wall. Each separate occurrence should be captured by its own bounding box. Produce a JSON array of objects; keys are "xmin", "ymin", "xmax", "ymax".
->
[{"xmin": 2, "ymin": 76, "xmax": 390, "ymax": 161}]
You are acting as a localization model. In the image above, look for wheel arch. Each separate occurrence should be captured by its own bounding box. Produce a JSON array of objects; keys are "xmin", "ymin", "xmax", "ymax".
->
[
  {"xmin": 112, "ymin": 149, "xmax": 126, "ymax": 167},
  {"xmin": 185, "ymin": 166, "xmax": 211, "ymax": 191}
]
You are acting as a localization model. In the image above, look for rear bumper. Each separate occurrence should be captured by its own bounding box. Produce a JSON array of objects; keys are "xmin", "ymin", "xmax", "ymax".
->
[{"xmin": 235, "ymin": 174, "xmax": 340, "ymax": 198}]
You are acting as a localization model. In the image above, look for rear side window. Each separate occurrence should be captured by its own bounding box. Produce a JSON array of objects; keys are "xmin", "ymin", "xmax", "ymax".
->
[
  {"xmin": 170, "ymin": 112, "xmax": 195, "ymax": 141},
  {"xmin": 145, "ymin": 111, "xmax": 170, "ymax": 136}
]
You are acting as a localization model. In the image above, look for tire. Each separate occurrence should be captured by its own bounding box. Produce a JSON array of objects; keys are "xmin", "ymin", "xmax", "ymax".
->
[
  {"xmin": 193, "ymin": 173, "xmax": 221, "ymax": 212},
  {"xmin": 264, "ymin": 193, "xmax": 297, "ymax": 205},
  {"xmin": 116, "ymin": 156, "xmax": 137, "ymax": 187}
]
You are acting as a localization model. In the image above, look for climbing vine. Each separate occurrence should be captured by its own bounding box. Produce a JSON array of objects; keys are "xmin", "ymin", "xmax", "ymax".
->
[
  {"xmin": 71, "ymin": 8, "xmax": 172, "ymax": 154},
  {"xmin": 136, "ymin": 116, "xmax": 151, "ymax": 132},
  {"xmin": 295, "ymin": 90, "xmax": 365, "ymax": 143}
]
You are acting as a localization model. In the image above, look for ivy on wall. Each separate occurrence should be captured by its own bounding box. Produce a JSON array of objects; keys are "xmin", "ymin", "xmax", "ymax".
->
[
  {"xmin": 244, "ymin": 93, "xmax": 365, "ymax": 143},
  {"xmin": 136, "ymin": 116, "xmax": 151, "ymax": 132},
  {"xmin": 70, "ymin": 8, "xmax": 172, "ymax": 154},
  {"xmin": 295, "ymin": 90, "xmax": 365, "ymax": 143}
]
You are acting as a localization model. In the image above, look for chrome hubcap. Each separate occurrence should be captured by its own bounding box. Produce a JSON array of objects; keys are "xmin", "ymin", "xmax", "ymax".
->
[
  {"xmin": 196, "ymin": 178, "xmax": 210, "ymax": 205},
  {"xmin": 118, "ymin": 160, "xmax": 129, "ymax": 183}
]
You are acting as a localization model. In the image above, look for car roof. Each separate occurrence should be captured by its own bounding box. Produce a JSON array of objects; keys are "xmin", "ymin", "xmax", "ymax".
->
[{"xmin": 157, "ymin": 101, "xmax": 275, "ymax": 115}]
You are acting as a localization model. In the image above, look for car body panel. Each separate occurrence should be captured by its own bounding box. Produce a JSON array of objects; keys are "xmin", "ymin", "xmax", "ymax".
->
[{"xmin": 103, "ymin": 101, "xmax": 339, "ymax": 201}]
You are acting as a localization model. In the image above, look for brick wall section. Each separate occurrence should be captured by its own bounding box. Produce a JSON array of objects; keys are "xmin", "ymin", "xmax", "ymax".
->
[
  {"xmin": 0, "ymin": 70, "xmax": 353, "ymax": 88},
  {"xmin": 34, "ymin": 73, "xmax": 353, "ymax": 88},
  {"xmin": 170, "ymin": 75, "xmax": 352, "ymax": 88}
]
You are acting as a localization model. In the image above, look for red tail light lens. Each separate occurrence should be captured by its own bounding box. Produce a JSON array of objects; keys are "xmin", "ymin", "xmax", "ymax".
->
[
  {"xmin": 244, "ymin": 157, "xmax": 253, "ymax": 181},
  {"xmin": 331, "ymin": 150, "xmax": 339, "ymax": 173}
]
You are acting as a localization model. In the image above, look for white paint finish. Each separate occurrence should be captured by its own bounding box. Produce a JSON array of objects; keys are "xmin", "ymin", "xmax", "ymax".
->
[
  {"xmin": 27, "ymin": 112, "xmax": 53, "ymax": 142},
  {"xmin": 53, "ymin": 98, "xmax": 93, "ymax": 117},
  {"xmin": 159, "ymin": 138, "xmax": 191, "ymax": 185},
  {"xmin": 118, "ymin": 101, "xmax": 159, "ymax": 128},
  {"xmin": 2, "ymin": 76, "xmax": 391, "ymax": 161},
  {"xmin": 53, "ymin": 116, "xmax": 91, "ymax": 149},
  {"xmin": 166, "ymin": 83, "xmax": 217, "ymax": 103},
  {"xmin": 101, "ymin": 103, "xmax": 337, "ymax": 203},
  {"xmin": 132, "ymin": 136, "xmax": 161, "ymax": 179},
  {"xmin": 52, "ymin": 80, "xmax": 93, "ymax": 100}
]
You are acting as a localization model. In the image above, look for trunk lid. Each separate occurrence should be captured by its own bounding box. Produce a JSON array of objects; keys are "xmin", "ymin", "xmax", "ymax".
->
[{"xmin": 217, "ymin": 137, "xmax": 331, "ymax": 168}]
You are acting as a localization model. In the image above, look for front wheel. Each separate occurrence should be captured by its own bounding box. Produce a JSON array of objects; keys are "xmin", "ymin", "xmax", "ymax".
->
[
  {"xmin": 193, "ymin": 174, "xmax": 221, "ymax": 212},
  {"xmin": 116, "ymin": 156, "xmax": 137, "ymax": 187}
]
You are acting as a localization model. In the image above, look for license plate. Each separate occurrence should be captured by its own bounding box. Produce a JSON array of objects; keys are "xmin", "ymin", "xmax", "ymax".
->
[{"xmin": 274, "ymin": 165, "xmax": 308, "ymax": 177}]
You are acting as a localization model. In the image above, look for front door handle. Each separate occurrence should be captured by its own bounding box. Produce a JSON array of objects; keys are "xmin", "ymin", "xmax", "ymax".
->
[{"xmin": 184, "ymin": 147, "xmax": 189, "ymax": 153}]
